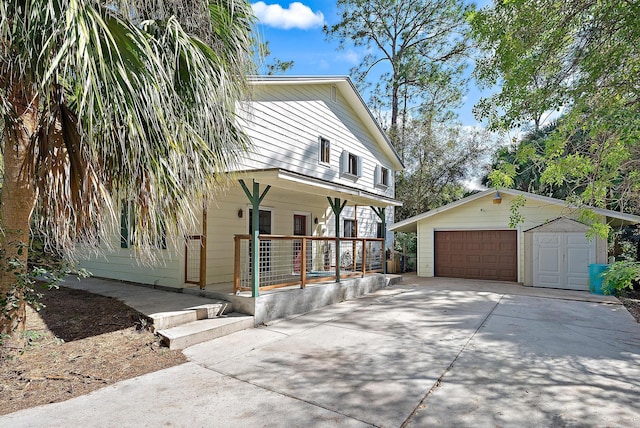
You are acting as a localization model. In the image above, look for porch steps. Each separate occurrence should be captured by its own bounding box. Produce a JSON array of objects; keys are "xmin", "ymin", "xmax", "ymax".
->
[
  {"xmin": 149, "ymin": 302, "xmax": 232, "ymax": 330},
  {"xmin": 156, "ymin": 314, "xmax": 254, "ymax": 350}
]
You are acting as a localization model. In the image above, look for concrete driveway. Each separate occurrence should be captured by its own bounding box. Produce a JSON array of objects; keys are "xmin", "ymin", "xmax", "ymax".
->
[{"xmin": 3, "ymin": 276, "xmax": 639, "ymax": 427}]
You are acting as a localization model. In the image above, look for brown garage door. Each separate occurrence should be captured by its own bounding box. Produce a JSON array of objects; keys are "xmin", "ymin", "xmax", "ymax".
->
[{"xmin": 434, "ymin": 230, "xmax": 517, "ymax": 282}]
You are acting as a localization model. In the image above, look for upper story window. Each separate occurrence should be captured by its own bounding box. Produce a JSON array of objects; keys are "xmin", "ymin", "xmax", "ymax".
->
[
  {"xmin": 319, "ymin": 137, "xmax": 330, "ymax": 165},
  {"xmin": 375, "ymin": 165, "xmax": 390, "ymax": 188},
  {"xmin": 341, "ymin": 150, "xmax": 362, "ymax": 178}
]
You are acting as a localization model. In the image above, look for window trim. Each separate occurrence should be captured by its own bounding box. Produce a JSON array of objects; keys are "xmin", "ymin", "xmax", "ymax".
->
[
  {"xmin": 343, "ymin": 218, "xmax": 357, "ymax": 238},
  {"xmin": 319, "ymin": 136, "xmax": 331, "ymax": 166},
  {"xmin": 340, "ymin": 150, "xmax": 362, "ymax": 178},
  {"xmin": 375, "ymin": 165, "xmax": 390, "ymax": 188}
]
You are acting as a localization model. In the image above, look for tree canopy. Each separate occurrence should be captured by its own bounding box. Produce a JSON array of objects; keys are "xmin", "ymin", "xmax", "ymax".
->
[{"xmin": 471, "ymin": 0, "xmax": 640, "ymax": 220}]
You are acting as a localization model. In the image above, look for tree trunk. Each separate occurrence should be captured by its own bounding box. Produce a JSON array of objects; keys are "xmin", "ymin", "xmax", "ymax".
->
[{"xmin": 0, "ymin": 84, "xmax": 39, "ymax": 335}]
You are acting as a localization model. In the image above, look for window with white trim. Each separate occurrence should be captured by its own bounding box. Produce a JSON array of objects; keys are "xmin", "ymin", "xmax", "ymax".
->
[
  {"xmin": 375, "ymin": 165, "xmax": 390, "ymax": 188},
  {"xmin": 341, "ymin": 150, "xmax": 362, "ymax": 178},
  {"xmin": 319, "ymin": 137, "xmax": 330, "ymax": 165},
  {"xmin": 344, "ymin": 218, "xmax": 356, "ymax": 238}
]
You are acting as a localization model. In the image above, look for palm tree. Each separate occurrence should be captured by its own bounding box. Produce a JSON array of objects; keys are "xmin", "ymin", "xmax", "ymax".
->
[{"xmin": 0, "ymin": 0, "xmax": 255, "ymax": 334}]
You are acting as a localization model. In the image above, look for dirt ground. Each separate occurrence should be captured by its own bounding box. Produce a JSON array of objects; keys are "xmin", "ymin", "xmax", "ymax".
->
[
  {"xmin": 0, "ymin": 286, "xmax": 186, "ymax": 416},
  {"xmin": 619, "ymin": 287, "xmax": 640, "ymax": 323},
  {"xmin": 0, "ymin": 284, "xmax": 638, "ymax": 416}
]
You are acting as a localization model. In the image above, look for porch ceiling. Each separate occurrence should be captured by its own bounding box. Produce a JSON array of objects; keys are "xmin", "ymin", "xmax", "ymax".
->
[{"xmin": 236, "ymin": 169, "xmax": 402, "ymax": 207}]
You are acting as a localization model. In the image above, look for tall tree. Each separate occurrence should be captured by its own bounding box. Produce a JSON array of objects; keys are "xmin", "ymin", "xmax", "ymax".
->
[
  {"xmin": 395, "ymin": 118, "xmax": 486, "ymax": 220},
  {"xmin": 470, "ymin": 0, "xmax": 640, "ymax": 225},
  {"xmin": 0, "ymin": 0, "xmax": 255, "ymax": 334},
  {"xmin": 325, "ymin": 0, "xmax": 471, "ymax": 155}
]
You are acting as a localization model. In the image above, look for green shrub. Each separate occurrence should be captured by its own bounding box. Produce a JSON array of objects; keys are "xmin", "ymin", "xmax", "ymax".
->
[{"xmin": 601, "ymin": 260, "xmax": 640, "ymax": 295}]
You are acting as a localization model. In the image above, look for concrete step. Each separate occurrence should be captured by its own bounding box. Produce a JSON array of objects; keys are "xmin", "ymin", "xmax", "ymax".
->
[
  {"xmin": 186, "ymin": 302, "xmax": 233, "ymax": 318},
  {"xmin": 157, "ymin": 313, "xmax": 254, "ymax": 350},
  {"xmin": 149, "ymin": 302, "xmax": 233, "ymax": 331},
  {"xmin": 386, "ymin": 274, "xmax": 403, "ymax": 286}
]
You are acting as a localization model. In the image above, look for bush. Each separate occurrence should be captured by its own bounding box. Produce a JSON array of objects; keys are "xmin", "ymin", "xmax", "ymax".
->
[{"xmin": 601, "ymin": 260, "xmax": 640, "ymax": 295}]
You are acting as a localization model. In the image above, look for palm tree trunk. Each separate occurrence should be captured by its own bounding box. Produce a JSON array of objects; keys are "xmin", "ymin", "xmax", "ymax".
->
[{"xmin": 0, "ymin": 84, "xmax": 39, "ymax": 335}]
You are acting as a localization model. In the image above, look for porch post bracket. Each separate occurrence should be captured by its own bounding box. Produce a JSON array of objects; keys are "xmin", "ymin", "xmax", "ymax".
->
[
  {"xmin": 371, "ymin": 206, "xmax": 387, "ymax": 274},
  {"xmin": 239, "ymin": 179, "xmax": 271, "ymax": 297},
  {"xmin": 328, "ymin": 197, "xmax": 347, "ymax": 283},
  {"xmin": 259, "ymin": 185, "xmax": 271, "ymax": 204}
]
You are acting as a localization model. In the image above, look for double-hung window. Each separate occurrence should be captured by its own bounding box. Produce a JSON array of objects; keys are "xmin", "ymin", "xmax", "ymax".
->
[
  {"xmin": 341, "ymin": 150, "xmax": 362, "ymax": 178},
  {"xmin": 375, "ymin": 165, "xmax": 390, "ymax": 188},
  {"xmin": 319, "ymin": 137, "xmax": 330, "ymax": 165}
]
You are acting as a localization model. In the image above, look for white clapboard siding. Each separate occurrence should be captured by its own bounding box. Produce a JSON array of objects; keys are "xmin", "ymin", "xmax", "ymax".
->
[{"xmin": 236, "ymin": 83, "xmax": 396, "ymax": 200}]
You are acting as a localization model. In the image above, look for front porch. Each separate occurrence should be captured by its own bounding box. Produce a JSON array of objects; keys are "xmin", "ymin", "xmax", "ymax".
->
[
  {"xmin": 183, "ymin": 233, "xmax": 398, "ymax": 324},
  {"xmin": 180, "ymin": 170, "xmax": 403, "ymax": 324}
]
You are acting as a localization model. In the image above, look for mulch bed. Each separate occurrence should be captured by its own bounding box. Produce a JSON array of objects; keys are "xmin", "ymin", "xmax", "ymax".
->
[
  {"xmin": 0, "ymin": 286, "xmax": 186, "ymax": 415},
  {"xmin": 618, "ymin": 287, "xmax": 640, "ymax": 323}
]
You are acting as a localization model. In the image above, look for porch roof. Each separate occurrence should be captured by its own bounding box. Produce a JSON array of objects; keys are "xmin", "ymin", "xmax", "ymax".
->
[{"xmin": 236, "ymin": 168, "xmax": 403, "ymax": 207}]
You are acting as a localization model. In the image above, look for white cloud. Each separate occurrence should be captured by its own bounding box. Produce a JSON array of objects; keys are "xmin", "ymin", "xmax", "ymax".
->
[
  {"xmin": 338, "ymin": 50, "xmax": 360, "ymax": 65},
  {"xmin": 252, "ymin": 2, "xmax": 325, "ymax": 30}
]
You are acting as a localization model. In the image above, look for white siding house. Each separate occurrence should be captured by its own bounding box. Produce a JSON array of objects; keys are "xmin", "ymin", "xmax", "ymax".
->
[{"xmin": 80, "ymin": 76, "xmax": 404, "ymax": 296}]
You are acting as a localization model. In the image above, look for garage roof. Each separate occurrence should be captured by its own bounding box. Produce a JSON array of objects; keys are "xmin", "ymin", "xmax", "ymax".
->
[{"xmin": 390, "ymin": 188, "xmax": 640, "ymax": 233}]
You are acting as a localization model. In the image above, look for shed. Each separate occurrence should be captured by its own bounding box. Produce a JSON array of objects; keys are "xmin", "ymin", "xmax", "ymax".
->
[{"xmin": 390, "ymin": 188, "xmax": 640, "ymax": 290}]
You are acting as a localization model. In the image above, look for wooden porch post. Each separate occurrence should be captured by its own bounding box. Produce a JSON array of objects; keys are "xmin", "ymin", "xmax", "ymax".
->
[
  {"xmin": 371, "ymin": 206, "xmax": 387, "ymax": 274},
  {"xmin": 328, "ymin": 197, "xmax": 347, "ymax": 283},
  {"xmin": 240, "ymin": 179, "xmax": 271, "ymax": 297}
]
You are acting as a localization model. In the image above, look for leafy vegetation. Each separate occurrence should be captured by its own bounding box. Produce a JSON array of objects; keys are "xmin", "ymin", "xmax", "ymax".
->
[
  {"xmin": 471, "ymin": 0, "xmax": 640, "ymax": 238},
  {"xmin": 601, "ymin": 261, "xmax": 640, "ymax": 295},
  {"xmin": 0, "ymin": 0, "xmax": 256, "ymax": 334}
]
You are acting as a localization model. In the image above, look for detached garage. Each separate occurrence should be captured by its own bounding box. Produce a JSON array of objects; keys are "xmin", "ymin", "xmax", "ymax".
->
[{"xmin": 390, "ymin": 188, "xmax": 640, "ymax": 290}]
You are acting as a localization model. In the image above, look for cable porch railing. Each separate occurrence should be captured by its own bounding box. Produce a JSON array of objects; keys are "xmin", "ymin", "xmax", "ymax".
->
[{"xmin": 233, "ymin": 235, "xmax": 384, "ymax": 293}]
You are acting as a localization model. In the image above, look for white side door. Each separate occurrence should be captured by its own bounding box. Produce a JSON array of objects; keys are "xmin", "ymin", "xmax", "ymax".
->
[
  {"xmin": 533, "ymin": 234, "xmax": 563, "ymax": 288},
  {"xmin": 533, "ymin": 233, "xmax": 595, "ymax": 290},
  {"xmin": 565, "ymin": 233, "xmax": 594, "ymax": 290}
]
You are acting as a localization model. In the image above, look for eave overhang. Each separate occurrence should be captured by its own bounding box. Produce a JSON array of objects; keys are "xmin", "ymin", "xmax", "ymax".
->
[{"xmin": 235, "ymin": 168, "xmax": 402, "ymax": 207}]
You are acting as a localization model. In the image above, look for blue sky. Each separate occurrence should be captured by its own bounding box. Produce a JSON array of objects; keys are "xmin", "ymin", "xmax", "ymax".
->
[{"xmin": 251, "ymin": 1, "xmax": 493, "ymax": 127}]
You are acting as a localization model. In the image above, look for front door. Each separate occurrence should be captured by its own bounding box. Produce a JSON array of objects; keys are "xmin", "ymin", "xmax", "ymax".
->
[
  {"xmin": 293, "ymin": 214, "xmax": 307, "ymax": 273},
  {"xmin": 249, "ymin": 209, "xmax": 272, "ymax": 274},
  {"xmin": 533, "ymin": 232, "xmax": 595, "ymax": 290}
]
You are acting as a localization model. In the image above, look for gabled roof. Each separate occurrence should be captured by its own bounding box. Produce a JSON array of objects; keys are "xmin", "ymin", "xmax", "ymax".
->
[
  {"xmin": 248, "ymin": 76, "xmax": 404, "ymax": 171},
  {"xmin": 390, "ymin": 188, "xmax": 640, "ymax": 233},
  {"xmin": 523, "ymin": 217, "xmax": 589, "ymax": 232}
]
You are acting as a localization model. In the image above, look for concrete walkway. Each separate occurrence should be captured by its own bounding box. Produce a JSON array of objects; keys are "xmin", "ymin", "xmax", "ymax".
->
[
  {"xmin": 3, "ymin": 276, "xmax": 639, "ymax": 427},
  {"xmin": 59, "ymin": 276, "xmax": 224, "ymax": 317}
]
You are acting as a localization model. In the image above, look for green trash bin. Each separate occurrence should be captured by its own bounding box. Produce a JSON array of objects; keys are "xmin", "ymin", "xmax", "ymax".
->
[{"xmin": 589, "ymin": 264, "xmax": 610, "ymax": 294}]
